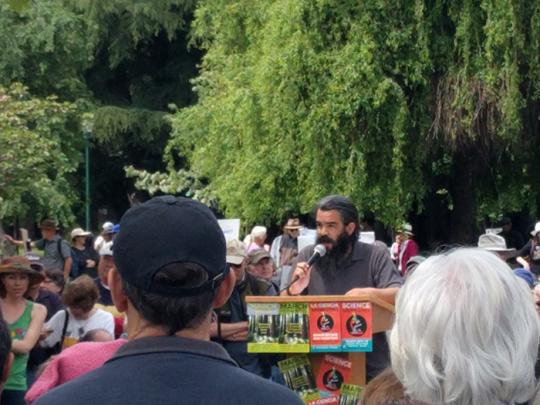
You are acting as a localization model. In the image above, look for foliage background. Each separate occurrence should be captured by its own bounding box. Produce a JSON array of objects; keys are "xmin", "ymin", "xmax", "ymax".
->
[{"xmin": 2, "ymin": 0, "xmax": 540, "ymax": 245}]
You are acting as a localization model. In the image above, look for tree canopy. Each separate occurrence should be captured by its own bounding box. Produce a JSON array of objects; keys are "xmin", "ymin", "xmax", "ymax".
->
[
  {"xmin": 2, "ymin": 0, "xmax": 540, "ymax": 244},
  {"xmin": 0, "ymin": 83, "xmax": 82, "ymax": 224},
  {"xmin": 151, "ymin": 0, "xmax": 540, "ymax": 242},
  {"xmin": 0, "ymin": 0, "xmax": 200, "ymax": 227}
]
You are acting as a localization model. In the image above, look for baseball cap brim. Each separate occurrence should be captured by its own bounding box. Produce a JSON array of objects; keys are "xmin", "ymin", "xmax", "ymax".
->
[{"xmin": 226, "ymin": 255, "xmax": 245, "ymax": 265}]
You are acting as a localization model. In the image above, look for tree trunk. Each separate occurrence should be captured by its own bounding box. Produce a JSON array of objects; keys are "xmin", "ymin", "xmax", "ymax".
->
[{"xmin": 448, "ymin": 150, "xmax": 478, "ymax": 244}]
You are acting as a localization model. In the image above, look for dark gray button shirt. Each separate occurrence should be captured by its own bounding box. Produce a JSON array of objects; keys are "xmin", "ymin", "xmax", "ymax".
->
[
  {"xmin": 293, "ymin": 241, "xmax": 403, "ymax": 380},
  {"xmin": 295, "ymin": 241, "xmax": 402, "ymax": 294},
  {"xmin": 34, "ymin": 235, "xmax": 71, "ymax": 271},
  {"xmin": 35, "ymin": 335, "xmax": 304, "ymax": 405}
]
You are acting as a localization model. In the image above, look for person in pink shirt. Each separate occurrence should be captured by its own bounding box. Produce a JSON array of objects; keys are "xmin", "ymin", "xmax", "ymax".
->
[
  {"xmin": 246, "ymin": 226, "xmax": 269, "ymax": 252},
  {"xmin": 25, "ymin": 338, "xmax": 127, "ymax": 404},
  {"xmin": 397, "ymin": 224, "xmax": 419, "ymax": 276}
]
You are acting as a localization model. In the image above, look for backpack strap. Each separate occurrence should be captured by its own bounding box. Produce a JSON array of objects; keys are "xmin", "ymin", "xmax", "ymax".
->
[
  {"xmin": 59, "ymin": 309, "xmax": 69, "ymax": 349},
  {"xmin": 57, "ymin": 237, "xmax": 62, "ymax": 257}
]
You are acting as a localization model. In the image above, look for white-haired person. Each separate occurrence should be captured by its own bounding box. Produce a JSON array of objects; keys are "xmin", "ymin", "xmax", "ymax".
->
[
  {"xmin": 246, "ymin": 226, "xmax": 269, "ymax": 253},
  {"xmin": 390, "ymin": 248, "xmax": 540, "ymax": 405}
]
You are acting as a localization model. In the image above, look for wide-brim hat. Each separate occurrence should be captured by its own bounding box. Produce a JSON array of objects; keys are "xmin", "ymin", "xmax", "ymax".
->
[
  {"xmin": 284, "ymin": 218, "xmax": 302, "ymax": 230},
  {"xmin": 531, "ymin": 222, "xmax": 540, "ymax": 237},
  {"xmin": 399, "ymin": 223, "xmax": 414, "ymax": 236},
  {"xmin": 39, "ymin": 219, "xmax": 58, "ymax": 231},
  {"xmin": 0, "ymin": 256, "xmax": 45, "ymax": 285},
  {"xmin": 71, "ymin": 227, "xmax": 92, "ymax": 240},
  {"xmin": 477, "ymin": 234, "xmax": 516, "ymax": 253}
]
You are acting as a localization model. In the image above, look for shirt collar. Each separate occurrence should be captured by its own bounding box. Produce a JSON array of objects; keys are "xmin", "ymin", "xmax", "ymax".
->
[
  {"xmin": 108, "ymin": 335, "xmax": 238, "ymax": 367},
  {"xmin": 46, "ymin": 235, "xmax": 61, "ymax": 243}
]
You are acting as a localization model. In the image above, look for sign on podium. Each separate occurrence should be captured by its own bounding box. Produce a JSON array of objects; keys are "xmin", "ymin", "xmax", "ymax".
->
[{"xmin": 246, "ymin": 293, "xmax": 395, "ymax": 404}]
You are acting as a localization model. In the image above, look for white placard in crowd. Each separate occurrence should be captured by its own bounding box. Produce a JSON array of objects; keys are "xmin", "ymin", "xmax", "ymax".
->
[
  {"xmin": 298, "ymin": 229, "xmax": 317, "ymax": 251},
  {"xmin": 19, "ymin": 228, "xmax": 29, "ymax": 244},
  {"xmin": 218, "ymin": 219, "xmax": 241, "ymax": 241},
  {"xmin": 485, "ymin": 228, "xmax": 502, "ymax": 235},
  {"xmin": 359, "ymin": 231, "xmax": 375, "ymax": 244}
]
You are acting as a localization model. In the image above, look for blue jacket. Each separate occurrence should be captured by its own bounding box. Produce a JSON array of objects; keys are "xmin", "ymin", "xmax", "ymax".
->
[{"xmin": 34, "ymin": 335, "xmax": 303, "ymax": 405}]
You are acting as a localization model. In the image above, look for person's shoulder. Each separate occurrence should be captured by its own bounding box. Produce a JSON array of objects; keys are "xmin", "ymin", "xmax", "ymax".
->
[
  {"xmin": 45, "ymin": 308, "xmax": 66, "ymax": 328},
  {"xmin": 520, "ymin": 239, "xmax": 532, "ymax": 251},
  {"xmin": 225, "ymin": 367, "xmax": 304, "ymax": 403},
  {"xmin": 33, "ymin": 367, "xmax": 107, "ymax": 405},
  {"xmin": 59, "ymin": 339, "xmax": 127, "ymax": 361},
  {"xmin": 298, "ymin": 244, "xmax": 315, "ymax": 258},
  {"xmin": 357, "ymin": 241, "xmax": 394, "ymax": 266},
  {"xmin": 362, "ymin": 241, "xmax": 388, "ymax": 255},
  {"xmin": 355, "ymin": 240, "xmax": 377, "ymax": 254},
  {"xmin": 47, "ymin": 308, "xmax": 65, "ymax": 321},
  {"xmin": 94, "ymin": 307, "xmax": 114, "ymax": 319},
  {"xmin": 31, "ymin": 301, "xmax": 47, "ymax": 318},
  {"xmin": 36, "ymin": 362, "xmax": 303, "ymax": 405}
]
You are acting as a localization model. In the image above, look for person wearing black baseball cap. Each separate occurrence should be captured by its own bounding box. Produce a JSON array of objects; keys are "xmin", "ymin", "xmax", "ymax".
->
[{"xmin": 34, "ymin": 196, "xmax": 303, "ymax": 405}]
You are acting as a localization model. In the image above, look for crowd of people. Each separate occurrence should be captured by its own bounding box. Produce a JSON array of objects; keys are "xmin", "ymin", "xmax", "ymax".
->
[
  {"xmin": 0, "ymin": 220, "xmax": 121, "ymax": 404},
  {"xmin": 0, "ymin": 195, "xmax": 539, "ymax": 404}
]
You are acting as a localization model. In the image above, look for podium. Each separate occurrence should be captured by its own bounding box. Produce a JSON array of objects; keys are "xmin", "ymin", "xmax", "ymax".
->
[{"xmin": 246, "ymin": 292, "xmax": 395, "ymax": 388}]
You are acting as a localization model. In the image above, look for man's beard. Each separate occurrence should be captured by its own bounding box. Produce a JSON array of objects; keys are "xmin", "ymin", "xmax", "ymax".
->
[{"xmin": 316, "ymin": 231, "xmax": 356, "ymax": 281}]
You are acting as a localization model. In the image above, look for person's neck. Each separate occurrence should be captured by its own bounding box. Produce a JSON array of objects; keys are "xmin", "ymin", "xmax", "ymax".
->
[
  {"xmin": 126, "ymin": 305, "xmax": 211, "ymax": 341},
  {"xmin": 2, "ymin": 295, "xmax": 25, "ymax": 306},
  {"xmin": 28, "ymin": 289, "xmax": 40, "ymax": 301},
  {"xmin": 235, "ymin": 272, "xmax": 247, "ymax": 287}
]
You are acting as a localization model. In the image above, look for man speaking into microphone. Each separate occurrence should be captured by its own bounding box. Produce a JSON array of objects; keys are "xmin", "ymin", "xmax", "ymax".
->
[{"xmin": 281, "ymin": 195, "xmax": 402, "ymax": 380}]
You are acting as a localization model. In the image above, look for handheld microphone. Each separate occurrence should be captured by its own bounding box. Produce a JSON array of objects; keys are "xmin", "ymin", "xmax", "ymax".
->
[
  {"xmin": 307, "ymin": 244, "xmax": 327, "ymax": 266},
  {"xmin": 281, "ymin": 244, "xmax": 327, "ymax": 293}
]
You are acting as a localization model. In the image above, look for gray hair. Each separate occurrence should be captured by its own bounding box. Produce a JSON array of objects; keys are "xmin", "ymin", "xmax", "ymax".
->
[
  {"xmin": 390, "ymin": 248, "xmax": 540, "ymax": 405},
  {"xmin": 250, "ymin": 226, "xmax": 267, "ymax": 241}
]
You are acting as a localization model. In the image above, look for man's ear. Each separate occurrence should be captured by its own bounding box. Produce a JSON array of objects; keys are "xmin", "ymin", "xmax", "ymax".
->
[
  {"xmin": 345, "ymin": 222, "xmax": 356, "ymax": 236},
  {"xmin": 213, "ymin": 271, "xmax": 235, "ymax": 309},
  {"xmin": 1, "ymin": 352, "xmax": 13, "ymax": 385},
  {"xmin": 109, "ymin": 267, "xmax": 129, "ymax": 313}
]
